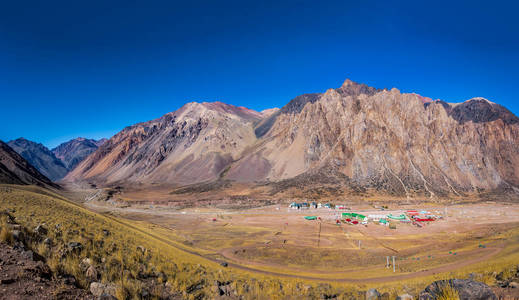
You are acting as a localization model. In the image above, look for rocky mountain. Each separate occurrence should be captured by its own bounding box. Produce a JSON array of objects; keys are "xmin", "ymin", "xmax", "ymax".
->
[
  {"xmin": 52, "ymin": 137, "xmax": 107, "ymax": 171},
  {"xmin": 228, "ymin": 79, "xmax": 519, "ymax": 197},
  {"xmin": 0, "ymin": 140, "xmax": 58, "ymax": 188},
  {"xmin": 66, "ymin": 102, "xmax": 263, "ymax": 185},
  {"xmin": 94, "ymin": 138, "xmax": 108, "ymax": 147},
  {"xmin": 65, "ymin": 79, "xmax": 519, "ymax": 198},
  {"xmin": 260, "ymin": 108, "xmax": 280, "ymax": 117},
  {"xmin": 7, "ymin": 138, "xmax": 69, "ymax": 181}
]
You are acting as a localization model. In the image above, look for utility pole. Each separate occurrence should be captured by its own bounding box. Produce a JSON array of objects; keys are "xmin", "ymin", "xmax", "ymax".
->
[{"xmin": 317, "ymin": 221, "xmax": 322, "ymax": 248}]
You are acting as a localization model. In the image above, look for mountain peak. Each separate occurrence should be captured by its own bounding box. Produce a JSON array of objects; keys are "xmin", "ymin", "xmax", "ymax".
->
[
  {"xmin": 10, "ymin": 137, "xmax": 45, "ymax": 150},
  {"xmin": 12, "ymin": 137, "xmax": 33, "ymax": 144},
  {"xmin": 341, "ymin": 78, "xmax": 355, "ymax": 87},
  {"xmin": 449, "ymin": 96, "xmax": 518, "ymax": 125},
  {"xmin": 336, "ymin": 78, "xmax": 382, "ymax": 97},
  {"xmin": 52, "ymin": 137, "xmax": 108, "ymax": 170},
  {"xmin": 339, "ymin": 78, "xmax": 374, "ymax": 89},
  {"xmin": 465, "ymin": 97, "xmax": 495, "ymax": 104},
  {"xmin": 182, "ymin": 101, "xmax": 263, "ymax": 121},
  {"xmin": 260, "ymin": 108, "xmax": 280, "ymax": 117}
]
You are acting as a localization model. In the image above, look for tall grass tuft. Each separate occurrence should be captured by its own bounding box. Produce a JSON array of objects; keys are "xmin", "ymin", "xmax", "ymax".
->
[
  {"xmin": 0, "ymin": 226, "xmax": 13, "ymax": 244},
  {"xmin": 437, "ymin": 282, "xmax": 460, "ymax": 300}
]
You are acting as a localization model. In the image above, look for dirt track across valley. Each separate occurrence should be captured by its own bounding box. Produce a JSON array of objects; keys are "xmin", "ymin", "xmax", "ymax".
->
[{"xmin": 217, "ymin": 242, "xmax": 504, "ymax": 282}]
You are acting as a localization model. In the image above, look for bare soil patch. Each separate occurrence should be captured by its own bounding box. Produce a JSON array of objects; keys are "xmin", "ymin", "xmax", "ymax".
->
[{"xmin": 0, "ymin": 242, "xmax": 92, "ymax": 300}]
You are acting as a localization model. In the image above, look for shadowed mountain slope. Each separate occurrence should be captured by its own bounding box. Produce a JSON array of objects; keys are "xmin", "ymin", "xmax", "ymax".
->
[
  {"xmin": 8, "ymin": 138, "xmax": 68, "ymax": 181},
  {"xmin": 0, "ymin": 140, "xmax": 59, "ymax": 188},
  {"xmin": 52, "ymin": 137, "xmax": 107, "ymax": 171}
]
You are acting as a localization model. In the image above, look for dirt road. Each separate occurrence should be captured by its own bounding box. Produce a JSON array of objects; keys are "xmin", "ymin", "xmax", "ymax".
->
[{"xmin": 218, "ymin": 242, "xmax": 503, "ymax": 282}]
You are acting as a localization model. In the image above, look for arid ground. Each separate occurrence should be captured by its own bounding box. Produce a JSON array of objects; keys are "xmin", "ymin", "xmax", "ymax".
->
[
  {"xmin": 2, "ymin": 183, "xmax": 519, "ymax": 298},
  {"xmin": 76, "ymin": 184, "xmax": 519, "ymax": 284}
]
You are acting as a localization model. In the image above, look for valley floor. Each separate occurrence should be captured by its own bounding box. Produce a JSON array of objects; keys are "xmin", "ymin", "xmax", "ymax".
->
[
  {"xmin": 82, "ymin": 188, "xmax": 519, "ymax": 284},
  {"xmin": 3, "ymin": 183, "xmax": 519, "ymax": 298}
]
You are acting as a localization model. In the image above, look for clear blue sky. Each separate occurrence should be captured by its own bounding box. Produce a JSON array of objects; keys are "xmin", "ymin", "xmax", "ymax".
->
[{"xmin": 1, "ymin": 0, "xmax": 518, "ymax": 148}]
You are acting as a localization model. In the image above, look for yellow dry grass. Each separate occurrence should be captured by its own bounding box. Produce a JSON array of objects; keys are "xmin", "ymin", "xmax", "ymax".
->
[{"xmin": 437, "ymin": 282, "xmax": 460, "ymax": 300}]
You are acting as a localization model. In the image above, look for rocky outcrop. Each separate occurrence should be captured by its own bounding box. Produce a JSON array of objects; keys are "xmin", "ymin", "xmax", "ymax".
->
[
  {"xmin": 419, "ymin": 279, "xmax": 497, "ymax": 300},
  {"xmin": 7, "ymin": 138, "xmax": 68, "ymax": 181},
  {"xmin": 0, "ymin": 242, "xmax": 92, "ymax": 299},
  {"xmin": 90, "ymin": 282, "xmax": 116, "ymax": 298},
  {"xmin": 0, "ymin": 140, "xmax": 59, "ymax": 188},
  {"xmin": 52, "ymin": 137, "xmax": 107, "ymax": 171},
  {"xmin": 366, "ymin": 288, "xmax": 381, "ymax": 300}
]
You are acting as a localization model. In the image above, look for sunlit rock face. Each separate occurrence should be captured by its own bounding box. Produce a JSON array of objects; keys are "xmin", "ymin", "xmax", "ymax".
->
[{"xmin": 67, "ymin": 79, "xmax": 519, "ymax": 198}]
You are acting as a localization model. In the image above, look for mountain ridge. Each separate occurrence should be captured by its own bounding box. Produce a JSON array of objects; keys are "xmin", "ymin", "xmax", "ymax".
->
[
  {"xmin": 0, "ymin": 140, "xmax": 59, "ymax": 188},
  {"xmin": 66, "ymin": 101, "xmax": 262, "ymax": 185},
  {"xmin": 65, "ymin": 79, "xmax": 519, "ymax": 199},
  {"xmin": 6, "ymin": 137, "xmax": 107, "ymax": 182},
  {"xmin": 52, "ymin": 137, "xmax": 107, "ymax": 171},
  {"xmin": 8, "ymin": 138, "xmax": 68, "ymax": 181}
]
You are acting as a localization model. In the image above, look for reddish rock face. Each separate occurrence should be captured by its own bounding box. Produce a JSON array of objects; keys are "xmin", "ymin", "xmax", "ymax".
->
[{"xmin": 65, "ymin": 79, "xmax": 519, "ymax": 198}]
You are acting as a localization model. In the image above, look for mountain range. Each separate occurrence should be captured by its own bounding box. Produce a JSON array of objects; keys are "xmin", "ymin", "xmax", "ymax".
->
[
  {"xmin": 65, "ymin": 79, "xmax": 519, "ymax": 199},
  {"xmin": 6, "ymin": 137, "xmax": 106, "ymax": 181},
  {"xmin": 0, "ymin": 140, "xmax": 58, "ymax": 188},
  {"xmin": 7, "ymin": 138, "xmax": 69, "ymax": 181},
  {"xmin": 52, "ymin": 137, "xmax": 107, "ymax": 170}
]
